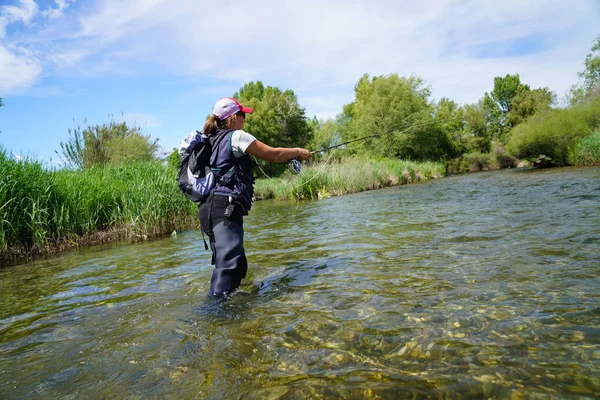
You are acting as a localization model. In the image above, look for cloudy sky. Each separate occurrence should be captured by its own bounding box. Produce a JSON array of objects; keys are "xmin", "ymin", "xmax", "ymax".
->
[{"xmin": 1, "ymin": 0, "xmax": 598, "ymax": 163}]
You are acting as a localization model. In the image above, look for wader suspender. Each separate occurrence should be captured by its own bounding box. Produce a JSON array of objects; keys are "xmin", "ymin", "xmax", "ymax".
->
[{"xmin": 200, "ymin": 129, "xmax": 233, "ymax": 251}]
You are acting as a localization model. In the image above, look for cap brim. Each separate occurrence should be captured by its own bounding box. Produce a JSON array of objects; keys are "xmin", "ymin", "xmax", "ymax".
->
[{"xmin": 240, "ymin": 106, "xmax": 253, "ymax": 114}]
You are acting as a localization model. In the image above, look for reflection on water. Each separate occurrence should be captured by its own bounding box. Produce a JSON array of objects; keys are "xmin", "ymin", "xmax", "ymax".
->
[{"xmin": 1, "ymin": 167, "xmax": 599, "ymax": 398}]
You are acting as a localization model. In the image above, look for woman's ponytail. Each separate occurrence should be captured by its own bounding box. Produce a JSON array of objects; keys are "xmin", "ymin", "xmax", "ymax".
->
[
  {"xmin": 203, "ymin": 115, "xmax": 231, "ymax": 136},
  {"xmin": 203, "ymin": 116, "xmax": 218, "ymax": 136}
]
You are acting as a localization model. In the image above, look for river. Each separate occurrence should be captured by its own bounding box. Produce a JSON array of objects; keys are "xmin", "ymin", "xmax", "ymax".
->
[{"xmin": 1, "ymin": 167, "xmax": 599, "ymax": 399}]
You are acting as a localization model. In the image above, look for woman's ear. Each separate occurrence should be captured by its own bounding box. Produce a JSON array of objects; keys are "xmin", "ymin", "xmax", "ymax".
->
[{"xmin": 227, "ymin": 115, "xmax": 236, "ymax": 128}]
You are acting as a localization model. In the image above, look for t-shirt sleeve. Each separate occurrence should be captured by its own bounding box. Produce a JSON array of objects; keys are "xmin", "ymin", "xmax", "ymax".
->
[{"xmin": 231, "ymin": 130, "xmax": 257, "ymax": 158}]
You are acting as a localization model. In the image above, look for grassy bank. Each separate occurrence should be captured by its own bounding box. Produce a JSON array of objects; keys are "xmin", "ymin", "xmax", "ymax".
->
[
  {"xmin": 1, "ymin": 151, "xmax": 444, "ymax": 266},
  {"xmin": 0, "ymin": 149, "xmax": 197, "ymax": 266},
  {"xmin": 254, "ymin": 156, "xmax": 445, "ymax": 201}
]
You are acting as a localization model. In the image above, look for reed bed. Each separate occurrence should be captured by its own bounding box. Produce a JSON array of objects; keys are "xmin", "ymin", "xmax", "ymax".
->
[
  {"xmin": 0, "ymin": 149, "xmax": 197, "ymax": 265},
  {"xmin": 254, "ymin": 156, "xmax": 445, "ymax": 201}
]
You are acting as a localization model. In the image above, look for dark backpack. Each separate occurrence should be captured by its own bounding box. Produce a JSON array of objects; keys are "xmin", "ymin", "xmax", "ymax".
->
[{"xmin": 177, "ymin": 129, "xmax": 231, "ymax": 202}]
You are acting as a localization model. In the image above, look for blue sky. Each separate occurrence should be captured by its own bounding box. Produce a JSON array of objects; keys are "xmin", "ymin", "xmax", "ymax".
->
[{"xmin": 0, "ymin": 0, "xmax": 599, "ymax": 165}]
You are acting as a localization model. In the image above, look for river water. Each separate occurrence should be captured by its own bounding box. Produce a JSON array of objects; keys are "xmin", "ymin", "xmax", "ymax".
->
[{"xmin": 1, "ymin": 167, "xmax": 599, "ymax": 399}]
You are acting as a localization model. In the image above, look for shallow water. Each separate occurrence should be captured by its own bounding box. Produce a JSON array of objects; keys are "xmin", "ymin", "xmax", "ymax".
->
[{"xmin": 1, "ymin": 167, "xmax": 599, "ymax": 399}]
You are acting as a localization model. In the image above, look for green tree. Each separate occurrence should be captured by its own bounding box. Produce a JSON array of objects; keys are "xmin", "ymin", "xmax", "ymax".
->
[
  {"xmin": 462, "ymin": 100, "xmax": 492, "ymax": 153},
  {"xmin": 569, "ymin": 35, "xmax": 600, "ymax": 104},
  {"xmin": 506, "ymin": 87, "xmax": 555, "ymax": 127},
  {"xmin": 234, "ymin": 81, "xmax": 312, "ymax": 176},
  {"xmin": 342, "ymin": 73, "xmax": 455, "ymax": 160},
  {"xmin": 57, "ymin": 120, "xmax": 159, "ymax": 169},
  {"xmin": 434, "ymin": 98, "xmax": 465, "ymax": 155},
  {"xmin": 483, "ymin": 74, "xmax": 530, "ymax": 141},
  {"xmin": 309, "ymin": 118, "xmax": 343, "ymax": 152},
  {"xmin": 483, "ymin": 74, "xmax": 553, "ymax": 142}
]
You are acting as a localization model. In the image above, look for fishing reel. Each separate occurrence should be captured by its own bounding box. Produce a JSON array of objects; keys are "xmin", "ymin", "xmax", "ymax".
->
[{"xmin": 287, "ymin": 158, "xmax": 302, "ymax": 175}]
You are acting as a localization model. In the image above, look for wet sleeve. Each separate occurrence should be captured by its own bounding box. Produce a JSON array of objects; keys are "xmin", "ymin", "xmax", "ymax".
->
[{"xmin": 231, "ymin": 130, "xmax": 257, "ymax": 158}]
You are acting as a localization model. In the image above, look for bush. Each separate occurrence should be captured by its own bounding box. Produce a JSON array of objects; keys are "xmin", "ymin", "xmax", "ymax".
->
[
  {"xmin": 506, "ymin": 99, "xmax": 600, "ymax": 166},
  {"xmin": 570, "ymin": 130, "xmax": 600, "ymax": 166},
  {"xmin": 492, "ymin": 141, "xmax": 518, "ymax": 169},
  {"xmin": 460, "ymin": 152, "xmax": 497, "ymax": 173}
]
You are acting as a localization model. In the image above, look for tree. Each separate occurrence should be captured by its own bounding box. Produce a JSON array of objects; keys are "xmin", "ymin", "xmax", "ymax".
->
[
  {"xmin": 506, "ymin": 87, "xmax": 555, "ymax": 127},
  {"xmin": 309, "ymin": 118, "xmax": 343, "ymax": 153},
  {"xmin": 434, "ymin": 98, "xmax": 465, "ymax": 155},
  {"xmin": 483, "ymin": 74, "xmax": 530, "ymax": 141},
  {"xmin": 341, "ymin": 73, "xmax": 455, "ymax": 160},
  {"xmin": 57, "ymin": 120, "xmax": 160, "ymax": 169},
  {"xmin": 462, "ymin": 100, "xmax": 492, "ymax": 153},
  {"xmin": 569, "ymin": 35, "xmax": 600, "ymax": 104},
  {"xmin": 483, "ymin": 74, "xmax": 554, "ymax": 142},
  {"xmin": 234, "ymin": 81, "xmax": 312, "ymax": 176}
]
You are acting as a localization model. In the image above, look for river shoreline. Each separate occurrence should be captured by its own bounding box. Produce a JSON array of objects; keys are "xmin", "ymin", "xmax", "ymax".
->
[{"xmin": 1, "ymin": 161, "xmax": 446, "ymax": 268}]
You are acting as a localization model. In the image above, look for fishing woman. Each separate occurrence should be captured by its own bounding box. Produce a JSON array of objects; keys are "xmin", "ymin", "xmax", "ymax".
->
[{"xmin": 200, "ymin": 97, "xmax": 312, "ymax": 298}]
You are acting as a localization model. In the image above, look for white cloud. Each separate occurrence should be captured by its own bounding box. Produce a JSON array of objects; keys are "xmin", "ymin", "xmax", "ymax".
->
[
  {"xmin": 0, "ymin": 0, "xmax": 38, "ymax": 38},
  {"xmin": 42, "ymin": 0, "xmax": 74, "ymax": 19},
  {"xmin": 0, "ymin": 44, "xmax": 42, "ymax": 92},
  {"xmin": 1, "ymin": 0, "xmax": 599, "ymax": 114}
]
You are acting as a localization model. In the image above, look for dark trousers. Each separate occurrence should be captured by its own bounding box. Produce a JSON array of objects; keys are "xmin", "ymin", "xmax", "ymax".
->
[{"xmin": 198, "ymin": 195, "xmax": 248, "ymax": 296}]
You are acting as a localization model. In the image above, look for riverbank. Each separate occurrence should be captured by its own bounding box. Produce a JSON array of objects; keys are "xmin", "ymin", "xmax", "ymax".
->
[
  {"xmin": 254, "ymin": 156, "xmax": 445, "ymax": 201},
  {"xmin": 0, "ymin": 155, "xmax": 444, "ymax": 267},
  {"xmin": 0, "ymin": 155, "xmax": 198, "ymax": 267}
]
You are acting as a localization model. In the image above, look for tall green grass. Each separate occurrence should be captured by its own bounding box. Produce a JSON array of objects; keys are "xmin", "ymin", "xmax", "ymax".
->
[
  {"xmin": 254, "ymin": 156, "xmax": 445, "ymax": 201},
  {"xmin": 1, "ymin": 148, "xmax": 196, "ymax": 263},
  {"xmin": 570, "ymin": 130, "xmax": 600, "ymax": 166}
]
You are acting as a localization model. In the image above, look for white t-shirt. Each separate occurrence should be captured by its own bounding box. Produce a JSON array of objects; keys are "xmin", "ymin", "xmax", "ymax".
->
[{"xmin": 230, "ymin": 130, "xmax": 257, "ymax": 158}]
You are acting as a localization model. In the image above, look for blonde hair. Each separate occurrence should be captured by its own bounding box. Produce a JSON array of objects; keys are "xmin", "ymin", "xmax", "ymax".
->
[{"xmin": 203, "ymin": 114, "xmax": 237, "ymax": 136}]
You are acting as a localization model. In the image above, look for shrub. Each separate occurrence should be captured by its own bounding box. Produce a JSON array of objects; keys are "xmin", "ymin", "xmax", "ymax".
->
[
  {"xmin": 506, "ymin": 99, "xmax": 600, "ymax": 166},
  {"xmin": 460, "ymin": 152, "xmax": 497, "ymax": 173},
  {"xmin": 570, "ymin": 130, "xmax": 600, "ymax": 166}
]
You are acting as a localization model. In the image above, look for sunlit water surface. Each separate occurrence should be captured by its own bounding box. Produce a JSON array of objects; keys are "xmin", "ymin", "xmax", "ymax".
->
[{"xmin": 1, "ymin": 167, "xmax": 599, "ymax": 399}]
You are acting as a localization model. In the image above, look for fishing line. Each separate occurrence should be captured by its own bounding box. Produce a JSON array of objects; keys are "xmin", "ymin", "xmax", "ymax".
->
[{"xmin": 288, "ymin": 118, "xmax": 444, "ymax": 175}]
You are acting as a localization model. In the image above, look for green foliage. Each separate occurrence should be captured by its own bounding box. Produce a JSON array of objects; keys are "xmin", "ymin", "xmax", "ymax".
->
[
  {"xmin": 57, "ymin": 120, "xmax": 160, "ymax": 169},
  {"xmin": 341, "ymin": 74, "xmax": 456, "ymax": 161},
  {"xmin": 569, "ymin": 35, "xmax": 600, "ymax": 104},
  {"xmin": 483, "ymin": 74, "xmax": 553, "ymax": 141},
  {"xmin": 507, "ymin": 87, "xmax": 555, "ymax": 127},
  {"xmin": 234, "ymin": 81, "xmax": 313, "ymax": 176},
  {"xmin": 254, "ymin": 156, "xmax": 445, "ymax": 201},
  {"xmin": 167, "ymin": 148, "xmax": 180, "ymax": 170},
  {"xmin": 492, "ymin": 141, "xmax": 519, "ymax": 169},
  {"xmin": 0, "ymin": 97, "xmax": 3, "ymax": 107},
  {"xmin": 0, "ymin": 148, "xmax": 196, "ymax": 260},
  {"xmin": 309, "ymin": 118, "xmax": 343, "ymax": 152},
  {"xmin": 570, "ymin": 130, "xmax": 600, "ymax": 166},
  {"xmin": 433, "ymin": 98, "xmax": 465, "ymax": 156},
  {"xmin": 506, "ymin": 99, "xmax": 600, "ymax": 166},
  {"xmin": 461, "ymin": 100, "xmax": 492, "ymax": 153}
]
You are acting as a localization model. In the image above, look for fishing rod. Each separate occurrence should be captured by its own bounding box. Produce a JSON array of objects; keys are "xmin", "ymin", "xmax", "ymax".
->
[{"xmin": 287, "ymin": 119, "xmax": 439, "ymax": 174}]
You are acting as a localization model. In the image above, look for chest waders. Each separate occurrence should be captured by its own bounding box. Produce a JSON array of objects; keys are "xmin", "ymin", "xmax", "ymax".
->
[{"xmin": 198, "ymin": 130, "xmax": 253, "ymax": 297}]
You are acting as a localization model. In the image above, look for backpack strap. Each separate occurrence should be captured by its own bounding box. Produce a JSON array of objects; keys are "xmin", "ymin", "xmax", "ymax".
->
[{"xmin": 209, "ymin": 129, "xmax": 235, "ymax": 180}]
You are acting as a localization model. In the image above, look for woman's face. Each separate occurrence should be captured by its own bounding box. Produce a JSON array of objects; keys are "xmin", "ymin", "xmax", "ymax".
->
[{"xmin": 234, "ymin": 112, "xmax": 246, "ymax": 130}]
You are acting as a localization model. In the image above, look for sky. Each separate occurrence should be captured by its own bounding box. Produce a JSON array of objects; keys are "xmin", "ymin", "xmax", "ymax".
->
[{"xmin": 0, "ymin": 0, "xmax": 598, "ymax": 165}]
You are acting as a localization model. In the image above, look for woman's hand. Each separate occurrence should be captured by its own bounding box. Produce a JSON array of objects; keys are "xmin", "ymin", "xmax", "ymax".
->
[{"xmin": 295, "ymin": 148, "xmax": 312, "ymax": 161}]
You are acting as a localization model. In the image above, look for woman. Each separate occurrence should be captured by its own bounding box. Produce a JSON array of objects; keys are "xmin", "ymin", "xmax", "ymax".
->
[{"xmin": 199, "ymin": 97, "xmax": 311, "ymax": 298}]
